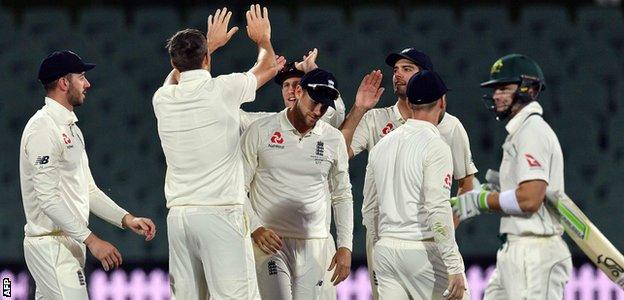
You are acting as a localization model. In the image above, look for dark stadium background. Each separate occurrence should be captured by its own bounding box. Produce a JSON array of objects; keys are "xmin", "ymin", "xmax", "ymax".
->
[{"xmin": 1, "ymin": 0, "xmax": 623, "ymax": 298}]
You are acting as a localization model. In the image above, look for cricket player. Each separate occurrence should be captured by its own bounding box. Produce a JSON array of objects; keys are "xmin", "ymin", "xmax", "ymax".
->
[
  {"xmin": 340, "ymin": 48, "xmax": 477, "ymax": 298},
  {"xmin": 451, "ymin": 54, "xmax": 572, "ymax": 299},
  {"xmin": 365, "ymin": 70, "xmax": 466, "ymax": 300},
  {"xmin": 152, "ymin": 6, "xmax": 284, "ymax": 299},
  {"xmin": 239, "ymin": 48, "xmax": 345, "ymax": 299},
  {"xmin": 240, "ymin": 49, "xmax": 346, "ymax": 132},
  {"xmin": 241, "ymin": 68, "xmax": 353, "ymax": 299},
  {"xmin": 20, "ymin": 50, "xmax": 156, "ymax": 299}
]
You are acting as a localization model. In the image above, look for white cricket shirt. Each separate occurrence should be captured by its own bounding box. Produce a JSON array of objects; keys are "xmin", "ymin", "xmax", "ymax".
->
[
  {"xmin": 20, "ymin": 98, "xmax": 128, "ymax": 243},
  {"xmin": 352, "ymin": 102, "xmax": 477, "ymax": 227},
  {"xmin": 153, "ymin": 69, "xmax": 257, "ymax": 208},
  {"xmin": 364, "ymin": 119, "xmax": 464, "ymax": 274},
  {"xmin": 499, "ymin": 101, "xmax": 564, "ymax": 236},
  {"xmin": 241, "ymin": 109, "xmax": 353, "ymax": 250}
]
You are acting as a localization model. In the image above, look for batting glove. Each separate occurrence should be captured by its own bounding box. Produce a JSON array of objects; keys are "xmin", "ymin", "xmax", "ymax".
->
[{"xmin": 450, "ymin": 190, "xmax": 491, "ymax": 222}]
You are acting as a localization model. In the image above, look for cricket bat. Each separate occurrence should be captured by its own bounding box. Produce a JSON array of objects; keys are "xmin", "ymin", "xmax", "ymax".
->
[
  {"xmin": 484, "ymin": 169, "xmax": 624, "ymax": 289},
  {"xmin": 546, "ymin": 189, "xmax": 624, "ymax": 290}
]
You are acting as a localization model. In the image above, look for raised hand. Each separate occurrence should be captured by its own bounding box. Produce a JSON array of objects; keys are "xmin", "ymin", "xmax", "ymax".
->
[
  {"xmin": 246, "ymin": 4, "xmax": 271, "ymax": 44},
  {"xmin": 355, "ymin": 70, "xmax": 385, "ymax": 110},
  {"xmin": 294, "ymin": 48, "xmax": 319, "ymax": 73},
  {"xmin": 207, "ymin": 7, "xmax": 239, "ymax": 53}
]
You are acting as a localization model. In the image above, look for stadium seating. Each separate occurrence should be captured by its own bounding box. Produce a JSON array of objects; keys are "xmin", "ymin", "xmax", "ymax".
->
[{"xmin": 2, "ymin": 3, "xmax": 623, "ymax": 260}]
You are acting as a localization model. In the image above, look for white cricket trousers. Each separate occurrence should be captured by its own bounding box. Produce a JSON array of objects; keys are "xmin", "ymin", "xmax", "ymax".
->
[
  {"xmin": 373, "ymin": 237, "xmax": 469, "ymax": 300},
  {"xmin": 365, "ymin": 228, "xmax": 380, "ymax": 300},
  {"xmin": 24, "ymin": 235, "xmax": 88, "ymax": 299},
  {"xmin": 484, "ymin": 234, "xmax": 572, "ymax": 300},
  {"xmin": 167, "ymin": 205, "xmax": 260, "ymax": 300},
  {"xmin": 253, "ymin": 237, "xmax": 330, "ymax": 299}
]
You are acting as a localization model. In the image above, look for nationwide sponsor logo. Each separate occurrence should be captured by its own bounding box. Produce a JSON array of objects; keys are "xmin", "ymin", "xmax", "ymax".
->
[
  {"xmin": 443, "ymin": 173, "xmax": 452, "ymax": 189},
  {"xmin": 269, "ymin": 131, "xmax": 285, "ymax": 149},
  {"xmin": 2, "ymin": 278, "xmax": 10, "ymax": 297},
  {"xmin": 62, "ymin": 133, "xmax": 71, "ymax": 144},
  {"xmin": 35, "ymin": 156, "xmax": 50, "ymax": 165},
  {"xmin": 381, "ymin": 122, "xmax": 394, "ymax": 136},
  {"xmin": 524, "ymin": 154, "xmax": 542, "ymax": 168}
]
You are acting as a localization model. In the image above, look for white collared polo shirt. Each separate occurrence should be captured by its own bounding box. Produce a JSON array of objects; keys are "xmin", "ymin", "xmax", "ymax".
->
[
  {"xmin": 241, "ymin": 109, "xmax": 353, "ymax": 250},
  {"xmin": 20, "ymin": 98, "xmax": 127, "ymax": 242},
  {"xmin": 353, "ymin": 102, "xmax": 477, "ymax": 227}
]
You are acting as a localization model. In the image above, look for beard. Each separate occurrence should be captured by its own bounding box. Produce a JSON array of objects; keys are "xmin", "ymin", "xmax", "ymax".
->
[
  {"xmin": 67, "ymin": 84, "xmax": 84, "ymax": 107},
  {"xmin": 394, "ymin": 84, "xmax": 407, "ymax": 98}
]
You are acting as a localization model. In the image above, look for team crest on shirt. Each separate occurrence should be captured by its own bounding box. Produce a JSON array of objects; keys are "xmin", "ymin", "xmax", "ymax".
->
[
  {"xmin": 443, "ymin": 173, "xmax": 452, "ymax": 189},
  {"xmin": 310, "ymin": 141, "xmax": 325, "ymax": 164},
  {"xmin": 268, "ymin": 131, "xmax": 285, "ymax": 149},
  {"xmin": 380, "ymin": 122, "xmax": 394, "ymax": 137},
  {"xmin": 524, "ymin": 153, "xmax": 543, "ymax": 169}
]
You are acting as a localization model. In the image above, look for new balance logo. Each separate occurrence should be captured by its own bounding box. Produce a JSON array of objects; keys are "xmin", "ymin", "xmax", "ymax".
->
[
  {"xmin": 316, "ymin": 280, "xmax": 323, "ymax": 286},
  {"xmin": 35, "ymin": 156, "xmax": 50, "ymax": 165},
  {"xmin": 268, "ymin": 260, "xmax": 277, "ymax": 276}
]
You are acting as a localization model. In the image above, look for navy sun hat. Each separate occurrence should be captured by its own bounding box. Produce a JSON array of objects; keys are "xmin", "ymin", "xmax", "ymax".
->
[
  {"xmin": 406, "ymin": 70, "xmax": 448, "ymax": 105},
  {"xmin": 299, "ymin": 68, "xmax": 339, "ymax": 109},
  {"xmin": 274, "ymin": 62, "xmax": 305, "ymax": 86},
  {"xmin": 38, "ymin": 50, "xmax": 96, "ymax": 84},
  {"xmin": 385, "ymin": 48, "xmax": 434, "ymax": 71}
]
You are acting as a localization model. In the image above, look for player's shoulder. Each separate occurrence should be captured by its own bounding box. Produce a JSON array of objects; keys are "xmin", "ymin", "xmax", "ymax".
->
[
  {"xmin": 246, "ymin": 110, "xmax": 281, "ymax": 131},
  {"xmin": 520, "ymin": 113, "xmax": 554, "ymax": 136},
  {"xmin": 364, "ymin": 106, "xmax": 395, "ymax": 118},
  {"xmin": 317, "ymin": 120, "xmax": 344, "ymax": 140}
]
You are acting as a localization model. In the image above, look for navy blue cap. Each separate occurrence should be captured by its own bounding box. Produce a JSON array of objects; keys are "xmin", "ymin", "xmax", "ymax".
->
[
  {"xmin": 38, "ymin": 50, "xmax": 96, "ymax": 84},
  {"xmin": 299, "ymin": 68, "xmax": 339, "ymax": 109},
  {"xmin": 274, "ymin": 62, "xmax": 305, "ymax": 86},
  {"xmin": 385, "ymin": 48, "xmax": 433, "ymax": 71},
  {"xmin": 406, "ymin": 70, "xmax": 448, "ymax": 104}
]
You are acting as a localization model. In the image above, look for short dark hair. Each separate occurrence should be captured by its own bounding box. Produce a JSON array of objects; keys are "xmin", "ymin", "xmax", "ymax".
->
[
  {"xmin": 42, "ymin": 74, "xmax": 71, "ymax": 92},
  {"xmin": 166, "ymin": 29, "xmax": 207, "ymax": 72}
]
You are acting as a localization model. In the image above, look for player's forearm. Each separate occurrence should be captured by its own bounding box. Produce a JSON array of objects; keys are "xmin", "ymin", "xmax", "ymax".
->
[
  {"xmin": 89, "ymin": 188, "xmax": 129, "ymax": 229},
  {"xmin": 332, "ymin": 198, "xmax": 353, "ymax": 250},
  {"xmin": 38, "ymin": 194, "xmax": 92, "ymax": 242},
  {"xmin": 427, "ymin": 203, "xmax": 464, "ymax": 275},
  {"xmin": 250, "ymin": 39, "xmax": 277, "ymax": 89},
  {"xmin": 486, "ymin": 181, "xmax": 547, "ymax": 214},
  {"xmin": 456, "ymin": 174, "xmax": 474, "ymax": 196},
  {"xmin": 340, "ymin": 106, "xmax": 368, "ymax": 158}
]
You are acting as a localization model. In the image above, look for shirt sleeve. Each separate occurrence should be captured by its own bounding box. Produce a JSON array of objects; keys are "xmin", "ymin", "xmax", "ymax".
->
[
  {"xmin": 84, "ymin": 152, "xmax": 128, "ymax": 229},
  {"xmin": 423, "ymin": 139, "xmax": 464, "ymax": 275},
  {"xmin": 515, "ymin": 121, "xmax": 550, "ymax": 184},
  {"xmin": 218, "ymin": 72, "xmax": 258, "ymax": 107},
  {"xmin": 350, "ymin": 111, "xmax": 371, "ymax": 156},
  {"xmin": 362, "ymin": 152, "xmax": 379, "ymax": 243},
  {"xmin": 240, "ymin": 122, "xmax": 263, "ymax": 232},
  {"xmin": 449, "ymin": 122, "xmax": 478, "ymax": 180},
  {"xmin": 329, "ymin": 133, "xmax": 354, "ymax": 250},
  {"xmin": 239, "ymin": 110, "xmax": 275, "ymax": 135},
  {"xmin": 25, "ymin": 124, "xmax": 92, "ymax": 243}
]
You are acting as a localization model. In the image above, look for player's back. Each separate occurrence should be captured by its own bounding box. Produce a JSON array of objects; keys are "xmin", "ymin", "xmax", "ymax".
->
[
  {"xmin": 369, "ymin": 119, "xmax": 448, "ymax": 241},
  {"xmin": 153, "ymin": 69, "xmax": 257, "ymax": 208}
]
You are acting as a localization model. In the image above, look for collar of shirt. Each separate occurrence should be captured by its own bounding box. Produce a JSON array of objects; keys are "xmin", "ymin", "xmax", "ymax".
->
[
  {"xmin": 505, "ymin": 101, "xmax": 543, "ymax": 135},
  {"xmin": 278, "ymin": 108, "xmax": 324, "ymax": 136},
  {"xmin": 405, "ymin": 118, "xmax": 440, "ymax": 135},
  {"xmin": 179, "ymin": 69, "xmax": 212, "ymax": 83},
  {"xmin": 44, "ymin": 97, "xmax": 78, "ymax": 125},
  {"xmin": 392, "ymin": 102, "xmax": 407, "ymax": 125}
]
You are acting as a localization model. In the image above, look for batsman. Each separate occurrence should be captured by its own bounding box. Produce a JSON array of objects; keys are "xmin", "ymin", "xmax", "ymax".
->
[{"xmin": 451, "ymin": 54, "xmax": 572, "ymax": 298}]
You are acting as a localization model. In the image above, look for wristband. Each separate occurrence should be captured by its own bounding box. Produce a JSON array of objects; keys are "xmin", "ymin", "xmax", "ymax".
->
[{"xmin": 499, "ymin": 189, "xmax": 524, "ymax": 215}]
